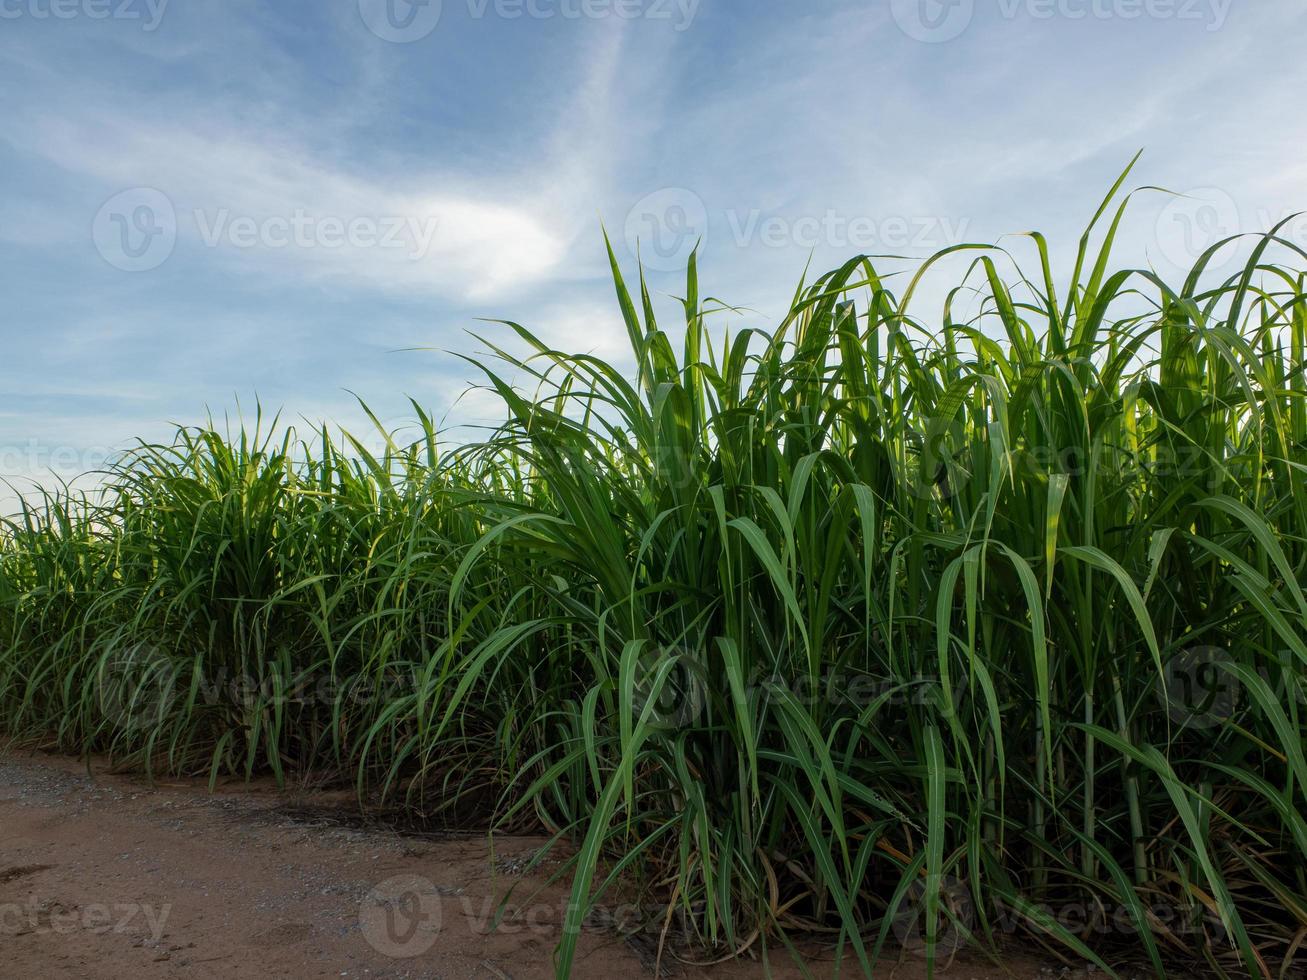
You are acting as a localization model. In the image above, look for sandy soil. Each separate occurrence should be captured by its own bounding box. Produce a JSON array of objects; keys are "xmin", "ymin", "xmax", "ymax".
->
[{"xmin": 1, "ymin": 748, "xmax": 1084, "ymax": 979}]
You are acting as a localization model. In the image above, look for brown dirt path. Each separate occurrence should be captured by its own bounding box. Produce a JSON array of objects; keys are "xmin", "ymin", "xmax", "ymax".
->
[{"xmin": 1, "ymin": 749, "xmax": 1073, "ymax": 979}]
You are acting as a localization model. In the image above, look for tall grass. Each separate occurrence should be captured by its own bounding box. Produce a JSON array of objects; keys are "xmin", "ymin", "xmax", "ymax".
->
[{"xmin": 3, "ymin": 170, "xmax": 1306, "ymax": 978}]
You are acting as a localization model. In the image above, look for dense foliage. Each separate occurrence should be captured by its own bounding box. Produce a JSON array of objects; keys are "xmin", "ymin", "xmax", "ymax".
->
[{"xmin": 4, "ymin": 173, "xmax": 1306, "ymax": 978}]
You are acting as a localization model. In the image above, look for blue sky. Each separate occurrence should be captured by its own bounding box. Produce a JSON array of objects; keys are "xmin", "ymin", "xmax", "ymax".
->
[{"xmin": 2, "ymin": 0, "xmax": 1305, "ymax": 504}]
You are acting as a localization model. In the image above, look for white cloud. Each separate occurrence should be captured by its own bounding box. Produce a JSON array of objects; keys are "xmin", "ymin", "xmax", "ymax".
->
[
  {"xmin": 0, "ymin": 17, "xmax": 650, "ymax": 303},
  {"xmin": 14, "ymin": 115, "xmax": 568, "ymax": 300}
]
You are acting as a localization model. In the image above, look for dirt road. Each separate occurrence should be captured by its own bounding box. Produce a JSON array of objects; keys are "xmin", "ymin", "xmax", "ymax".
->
[{"xmin": 1, "ymin": 749, "xmax": 1066, "ymax": 979}]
